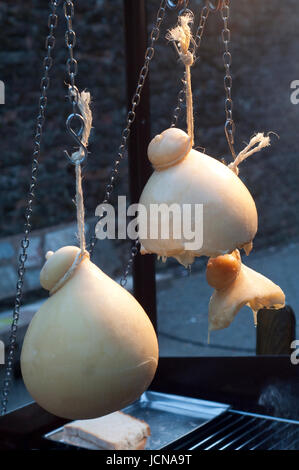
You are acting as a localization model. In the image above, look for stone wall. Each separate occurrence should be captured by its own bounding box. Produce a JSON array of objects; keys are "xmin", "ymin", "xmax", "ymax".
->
[{"xmin": 0, "ymin": 221, "xmax": 84, "ymax": 300}]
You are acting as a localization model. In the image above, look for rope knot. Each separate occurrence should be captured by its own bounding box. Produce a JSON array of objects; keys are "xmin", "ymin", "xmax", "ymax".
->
[
  {"xmin": 180, "ymin": 51, "xmax": 194, "ymax": 66},
  {"xmin": 49, "ymin": 249, "xmax": 90, "ymax": 296}
]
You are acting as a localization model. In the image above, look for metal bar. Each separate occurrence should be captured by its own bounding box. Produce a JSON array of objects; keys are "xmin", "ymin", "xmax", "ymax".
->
[
  {"xmin": 225, "ymin": 419, "xmax": 276, "ymax": 450},
  {"xmin": 231, "ymin": 408, "xmax": 299, "ymax": 425},
  {"xmin": 242, "ymin": 421, "xmax": 281, "ymax": 450},
  {"xmin": 163, "ymin": 411, "xmax": 234, "ymax": 450},
  {"xmin": 190, "ymin": 415, "xmax": 245, "ymax": 449},
  {"xmin": 249, "ymin": 422, "xmax": 291, "ymax": 450},
  {"xmin": 123, "ymin": 0, "xmax": 157, "ymax": 330},
  {"xmin": 216, "ymin": 418, "xmax": 263, "ymax": 450},
  {"xmin": 202, "ymin": 416, "xmax": 255, "ymax": 450},
  {"xmin": 270, "ymin": 428, "xmax": 299, "ymax": 450}
]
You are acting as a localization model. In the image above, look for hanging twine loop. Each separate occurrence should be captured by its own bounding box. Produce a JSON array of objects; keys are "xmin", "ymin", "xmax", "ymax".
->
[
  {"xmin": 50, "ymin": 89, "xmax": 93, "ymax": 295},
  {"xmin": 49, "ymin": 249, "xmax": 89, "ymax": 295},
  {"xmin": 67, "ymin": 88, "xmax": 92, "ymax": 255},
  {"xmin": 167, "ymin": 12, "xmax": 195, "ymax": 145},
  {"xmin": 228, "ymin": 133, "xmax": 271, "ymax": 176}
]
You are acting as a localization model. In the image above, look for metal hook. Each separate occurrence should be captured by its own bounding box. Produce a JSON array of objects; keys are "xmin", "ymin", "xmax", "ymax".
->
[{"xmin": 64, "ymin": 112, "xmax": 88, "ymax": 165}]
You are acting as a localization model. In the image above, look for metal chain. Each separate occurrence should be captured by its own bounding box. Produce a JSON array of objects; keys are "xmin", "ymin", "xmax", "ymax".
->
[
  {"xmin": 120, "ymin": 239, "xmax": 140, "ymax": 288},
  {"xmin": 220, "ymin": 0, "xmax": 236, "ymax": 159},
  {"xmin": 88, "ymin": 0, "xmax": 167, "ymax": 263},
  {"xmin": 194, "ymin": 2, "xmax": 210, "ymax": 51},
  {"xmin": 63, "ymin": 0, "xmax": 88, "ymax": 166},
  {"xmin": 171, "ymin": 78, "xmax": 186, "ymax": 128},
  {"xmin": 171, "ymin": 1, "xmax": 210, "ymax": 127},
  {"xmin": 0, "ymin": 0, "xmax": 60, "ymax": 416},
  {"xmin": 64, "ymin": 0, "xmax": 78, "ymax": 114}
]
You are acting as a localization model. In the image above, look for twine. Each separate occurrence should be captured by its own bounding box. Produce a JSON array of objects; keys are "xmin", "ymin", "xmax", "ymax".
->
[
  {"xmin": 49, "ymin": 249, "xmax": 89, "ymax": 295},
  {"xmin": 50, "ymin": 90, "xmax": 92, "ymax": 295},
  {"xmin": 75, "ymin": 163, "xmax": 86, "ymax": 252},
  {"xmin": 228, "ymin": 133, "xmax": 271, "ymax": 175},
  {"xmin": 167, "ymin": 12, "xmax": 195, "ymax": 146}
]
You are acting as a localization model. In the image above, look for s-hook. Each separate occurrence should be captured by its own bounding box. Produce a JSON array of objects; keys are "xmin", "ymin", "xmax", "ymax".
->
[{"xmin": 64, "ymin": 112, "xmax": 88, "ymax": 164}]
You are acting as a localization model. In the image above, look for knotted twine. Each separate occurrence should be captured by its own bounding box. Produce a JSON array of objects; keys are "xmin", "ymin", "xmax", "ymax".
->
[
  {"xmin": 228, "ymin": 132, "xmax": 271, "ymax": 175},
  {"xmin": 167, "ymin": 12, "xmax": 195, "ymax": 146},
  {"xmin": 50, "ymin": 90, "xmax": 92, "ymax": 295}
]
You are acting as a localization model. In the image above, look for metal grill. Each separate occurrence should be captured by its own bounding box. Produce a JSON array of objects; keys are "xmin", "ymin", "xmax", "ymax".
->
[{"xmin": 164, "ymin": 410, "xmax": 299, "ymax": 450}]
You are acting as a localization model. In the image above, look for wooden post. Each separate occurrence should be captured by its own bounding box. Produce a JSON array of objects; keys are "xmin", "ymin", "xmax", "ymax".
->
[{"xmin": 256, "ymin": 305, "xmax": 296, "ymax": 355}]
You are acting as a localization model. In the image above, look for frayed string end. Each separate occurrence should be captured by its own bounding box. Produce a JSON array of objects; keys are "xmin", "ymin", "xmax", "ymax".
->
[{"xmin": 228, "ymin": 132, "xmax": 271, "ymax": 175}]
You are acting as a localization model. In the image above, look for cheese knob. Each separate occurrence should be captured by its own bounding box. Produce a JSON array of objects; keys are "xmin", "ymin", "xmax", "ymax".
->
[
  {"xmin": 206, "ymin": 250, "xmax": 241, "ymax": 291},
  {"xmin": 148, "ymin": 128, "xmax": 192, "ymax": 170},
  {"xmin": 40, "ymin": 246, "xmax": 81, "ymax": 291}
]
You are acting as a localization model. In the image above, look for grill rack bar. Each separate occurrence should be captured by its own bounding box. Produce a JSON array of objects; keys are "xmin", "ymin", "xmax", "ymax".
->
[{"xmin": 164, "ymin": 410, "xmax": 299, "ymax": 450}]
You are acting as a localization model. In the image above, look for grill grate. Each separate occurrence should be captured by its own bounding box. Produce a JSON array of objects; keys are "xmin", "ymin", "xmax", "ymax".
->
[{"xmin": 164, "ymin": 410, "xmax": 299, "ymax": 450}]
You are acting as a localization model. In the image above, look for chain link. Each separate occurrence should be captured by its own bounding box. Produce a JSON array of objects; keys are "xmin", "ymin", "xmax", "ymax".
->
[
  {"xmin": 171, "ymin": 1, "xmax": 210, "ymax": 128},
  {"xmin": 171, "ymin": 80, "xmax": 186, "ymax": 128},
  {"xmin": 166, "ymin": 0, "xmax": 188, "ymax": 9},
  {"xmin": 88, "ymin": 0, "xmax": 167, "ymax": 267},
  {"xmin": 194, "ymin": 2, "xmax": 210, "ymax": 50},
  {"xmin": 63, "ymin": 0, "xmax": 78, "ymax": 112},
  {"xmin": 0, "ymin": 0, "xmax": 60, "ymax": 416},
  {"xmin": 220, "ymin": 0, "xmax": 236, "ymax": 159},
  {"xmin": 120, "ymin": 239, "xmax": 140, "ymax": 288}
]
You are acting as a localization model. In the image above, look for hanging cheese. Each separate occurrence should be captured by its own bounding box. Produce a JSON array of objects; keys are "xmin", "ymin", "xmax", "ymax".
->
[
  {"xmin": 138, "ymin": 128, "xmax": 257, "ymax": 267},
  {"xmin": 21, "ymin": 246, "xmax": 159, "ymax": 420}
]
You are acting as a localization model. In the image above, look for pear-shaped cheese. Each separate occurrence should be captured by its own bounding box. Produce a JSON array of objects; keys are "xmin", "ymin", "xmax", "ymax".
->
[
  {"xmin": 138, "ymin": 128, "xmax": 257, "ymax": 267},
  {"xmin": 21, "ymin": 246, "xmax": 158, "ymax": 420}
]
